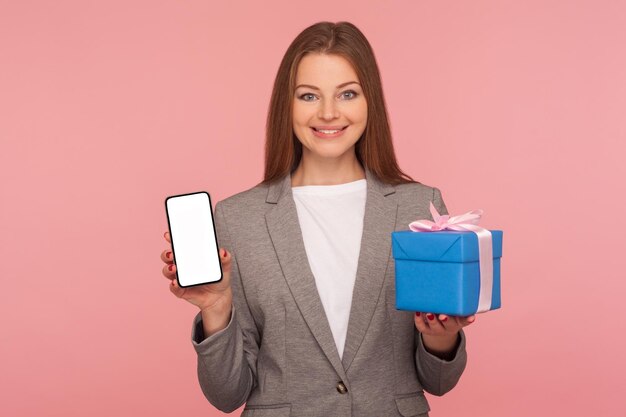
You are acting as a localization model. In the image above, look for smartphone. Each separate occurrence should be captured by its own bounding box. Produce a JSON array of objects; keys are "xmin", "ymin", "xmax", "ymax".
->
[{"xmin": 164, "ymin": 191, "xmax": 223, "ymax": 288}]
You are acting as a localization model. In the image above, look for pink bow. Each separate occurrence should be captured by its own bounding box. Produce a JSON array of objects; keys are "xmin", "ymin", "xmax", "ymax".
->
[{"xmin": 409, "ymin": 202, "xmax": 484, "ymax": 232}]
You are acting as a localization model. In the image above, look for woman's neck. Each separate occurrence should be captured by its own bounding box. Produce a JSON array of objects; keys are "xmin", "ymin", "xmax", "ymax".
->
[{"xmin": 290, "ymin": 160, "xmax": 365, "ymax": 187}]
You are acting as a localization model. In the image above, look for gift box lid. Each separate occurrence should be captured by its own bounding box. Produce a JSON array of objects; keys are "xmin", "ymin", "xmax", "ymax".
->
[{"xmin": 391, "ymin": 230, "xmax": 503, "ymax": 262}]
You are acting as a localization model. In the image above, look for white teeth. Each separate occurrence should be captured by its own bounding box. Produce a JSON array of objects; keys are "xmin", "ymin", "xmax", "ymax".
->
[{"xmin": 316, "ymin": 129, "xmax": 341, "ymax": 134}]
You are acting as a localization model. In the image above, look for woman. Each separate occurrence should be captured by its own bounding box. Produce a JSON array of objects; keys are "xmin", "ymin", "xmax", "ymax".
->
[{"xmin": 161, "ymin": 21, "xmax": 475, "ymax": 417}]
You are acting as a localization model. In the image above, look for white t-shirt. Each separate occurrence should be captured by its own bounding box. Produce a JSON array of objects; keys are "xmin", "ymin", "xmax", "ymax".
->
[{"xmin": 291, "ymin": 178, "xmax": 367, "ymax": 359}]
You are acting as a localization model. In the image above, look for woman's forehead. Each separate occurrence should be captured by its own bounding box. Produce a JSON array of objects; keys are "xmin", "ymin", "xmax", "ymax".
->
[{"xmin": 295, "ymin": 53, "xmax": 359, "ymax": 85}]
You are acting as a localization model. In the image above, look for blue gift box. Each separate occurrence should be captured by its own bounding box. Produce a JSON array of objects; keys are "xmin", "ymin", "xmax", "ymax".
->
[{"xmin": 391, "ymin": 230, "xmax": 503, "ymax": 316}]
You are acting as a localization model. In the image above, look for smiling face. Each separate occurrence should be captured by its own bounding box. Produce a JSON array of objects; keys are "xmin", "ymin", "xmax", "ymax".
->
[{"xmin": 292, "ymin": 53, "xmax": 368, "ymax": 164}]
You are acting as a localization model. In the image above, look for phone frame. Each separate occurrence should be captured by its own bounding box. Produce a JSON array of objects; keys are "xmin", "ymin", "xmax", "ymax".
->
[{"xmin": 164, "ymin": 191, "xmax": 223, "ymax": 288}]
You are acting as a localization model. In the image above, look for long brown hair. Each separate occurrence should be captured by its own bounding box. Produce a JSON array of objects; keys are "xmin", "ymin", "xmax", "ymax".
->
[{"xmin": 260, "ymin": 21, "xmax": 419, "ymax": 187}]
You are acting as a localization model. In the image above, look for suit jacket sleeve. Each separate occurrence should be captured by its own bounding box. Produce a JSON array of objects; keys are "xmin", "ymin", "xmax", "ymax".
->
[
  {"xmin": 414, "ymin": 186, "xmax": 468, "ymax": 396},
  {"xmin": 190, "ymin": 200, "xmax": 260, "ymax": 413}
]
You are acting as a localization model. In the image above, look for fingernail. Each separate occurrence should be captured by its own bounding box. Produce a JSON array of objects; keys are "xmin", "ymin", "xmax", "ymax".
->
[
  {"xmin": 427, "ymin": 314, "xmax": 434, "ymax": 320},
  {"xmin": 442, "ymin": 317, "xmax": 448, "ymax": 322},
  {"xmin": 168, "ymin": 264, "xmax": 173, "ymax": 271},
  {"xmin": 415, "ymin": 312, "xmax": 421, "ymax": 317},
  {"xmin": 166, "ymin": 251, "xmax": 172, "ymax": 259}
]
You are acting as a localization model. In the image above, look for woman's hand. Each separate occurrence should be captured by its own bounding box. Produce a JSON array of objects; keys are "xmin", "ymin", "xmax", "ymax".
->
[
  {"xmin": 161, "ymin": 231, "xmax": 233, "ymax": 311},
  {"xmin": 414, "ymin": 312, "xmax": 476, "ymax": 359}
]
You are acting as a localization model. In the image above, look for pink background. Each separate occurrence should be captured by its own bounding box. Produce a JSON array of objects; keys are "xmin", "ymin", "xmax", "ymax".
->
[{"xmin": 2, "ymin": 1, "xmax": 625, "ymax": 416}]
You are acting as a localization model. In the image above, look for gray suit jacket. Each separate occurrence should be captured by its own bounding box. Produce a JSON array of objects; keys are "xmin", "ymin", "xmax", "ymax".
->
[{"xmin": 190, "ymin": 167, "xmax": 467, "ymax": 417}]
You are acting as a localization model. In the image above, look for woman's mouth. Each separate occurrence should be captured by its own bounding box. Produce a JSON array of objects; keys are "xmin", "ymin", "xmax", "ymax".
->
[{"xmin": 310, "ymin": 126, "xmax": 348, "ymax": 138}]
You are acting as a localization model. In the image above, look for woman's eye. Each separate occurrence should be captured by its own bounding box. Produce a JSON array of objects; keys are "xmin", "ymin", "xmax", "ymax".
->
[
  {"xmin": 299, "ymin": 93, "xmax": 316, "ymax": 101},
  {"xmin": 342, "ymin": 90, "xmax": 358, "ymax": 99}
]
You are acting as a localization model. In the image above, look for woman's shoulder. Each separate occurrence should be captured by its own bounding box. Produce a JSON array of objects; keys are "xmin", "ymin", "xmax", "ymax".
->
[
  {"xmin": 393, "ymin": 180, "xmax": 448, "ymax": 219},
  {"xmin": 394, "ymin": 180, "xmax": 443, "ymax": 200},
  {"xmin": 215, "ymin": 181, "xmax": 269, "ymax": 216}
]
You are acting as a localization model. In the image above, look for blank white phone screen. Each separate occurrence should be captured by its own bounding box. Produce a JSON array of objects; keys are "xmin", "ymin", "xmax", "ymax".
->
[{"xmin": 166, "ymin": 192, "xmax": 222, "ymax": 287}]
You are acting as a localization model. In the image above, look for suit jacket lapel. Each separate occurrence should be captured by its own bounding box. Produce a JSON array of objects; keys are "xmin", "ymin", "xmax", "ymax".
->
[
  {"xmin": 265, "ymin": 167, "xmax": 398, "ymax": 379},
  {"xmin": 341, "ymin": 169, "xmax": 398, "ymax": 372}
]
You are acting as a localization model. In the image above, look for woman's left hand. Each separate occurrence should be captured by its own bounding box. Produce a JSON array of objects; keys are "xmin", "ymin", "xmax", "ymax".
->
[
  {"xmin": 414, "ymin": 312, "xmax": 476, "ymax": 358},
  {"xmin": 414, "ymin": 312, "xmax": 475, "ymax": 337}
]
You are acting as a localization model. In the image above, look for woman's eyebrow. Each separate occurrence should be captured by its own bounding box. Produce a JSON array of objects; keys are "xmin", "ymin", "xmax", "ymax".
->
[{"xmin": 295, "ymin": 81, "xmax": 360, "ymax": 90}]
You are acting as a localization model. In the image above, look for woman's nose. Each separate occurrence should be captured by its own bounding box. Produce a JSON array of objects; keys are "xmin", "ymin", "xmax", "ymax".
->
[{"xmin": 318, "ymin": 98, "xmax": 339, "ymax": 120}]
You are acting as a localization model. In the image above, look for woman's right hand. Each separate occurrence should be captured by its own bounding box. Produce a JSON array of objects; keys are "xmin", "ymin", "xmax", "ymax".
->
[{"xmin": 161, "ymin": 231, "xmax": 233, "ymax": 311}]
